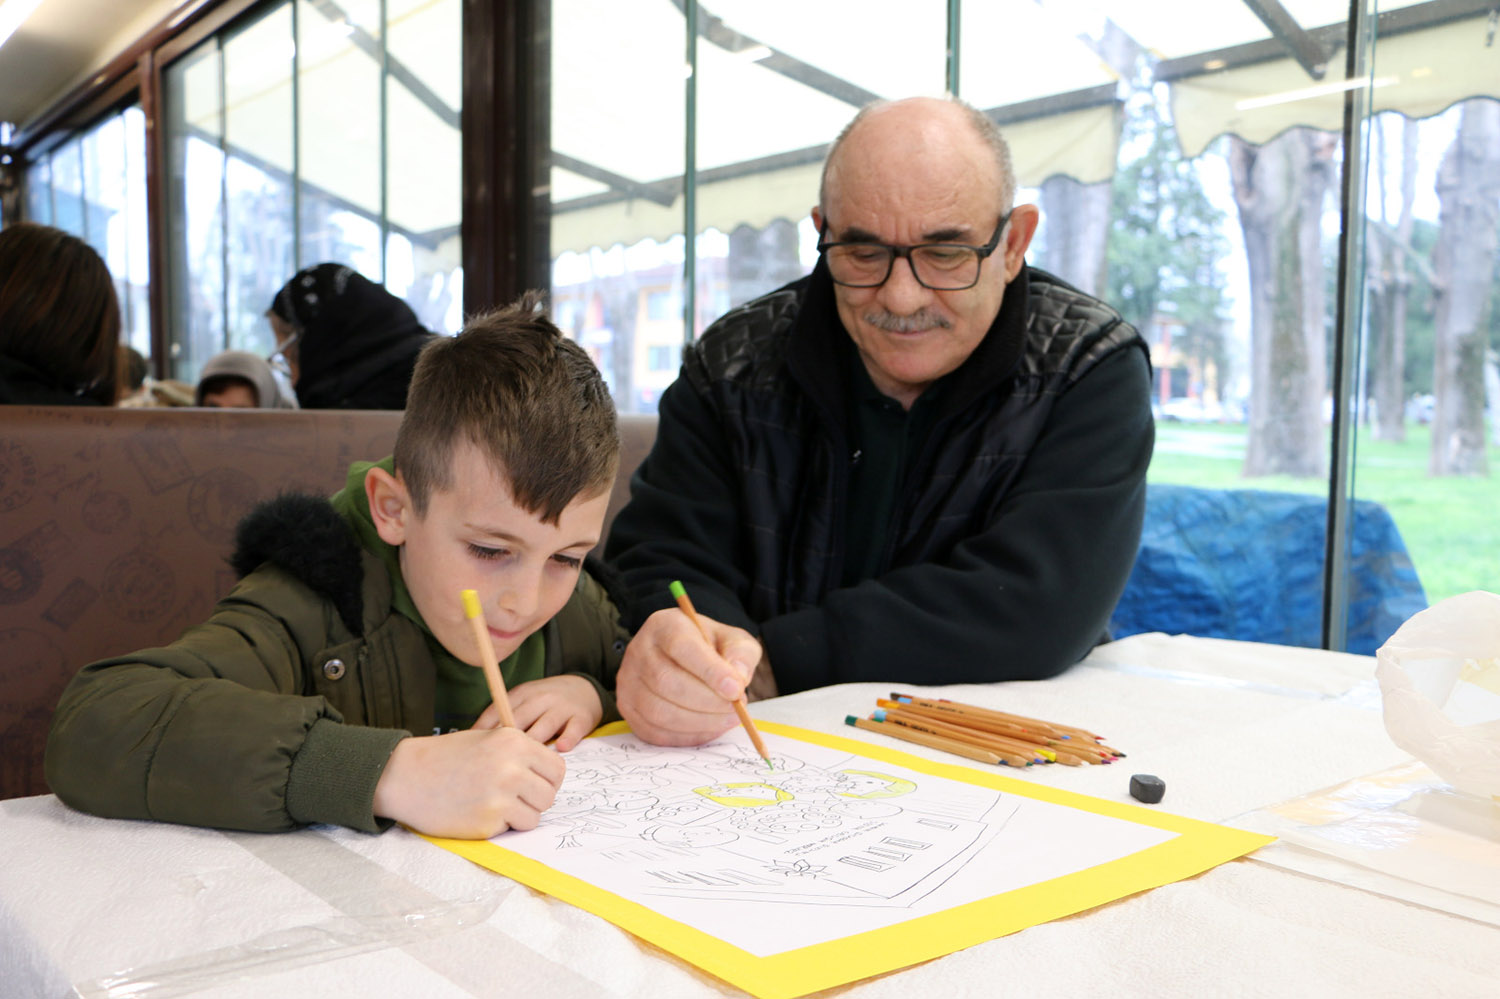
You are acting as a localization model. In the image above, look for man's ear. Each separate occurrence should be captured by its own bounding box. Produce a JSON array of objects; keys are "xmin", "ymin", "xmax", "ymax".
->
[
  {"xmin": 810, "ymin": 205, "xmax": 824, "ymax": 233},
  {"xmin": 365, "ymin": 465, "xmax": 412, "ymax": 547},
  {"xmin": 1001, "ymin": 204, "xmax": 1042, "ymax": 281}
]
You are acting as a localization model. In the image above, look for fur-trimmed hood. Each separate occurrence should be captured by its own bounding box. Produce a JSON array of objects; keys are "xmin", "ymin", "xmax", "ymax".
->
[{"xmin": 231, "ymin": 494, "xmax": 366, "ymax": 636}]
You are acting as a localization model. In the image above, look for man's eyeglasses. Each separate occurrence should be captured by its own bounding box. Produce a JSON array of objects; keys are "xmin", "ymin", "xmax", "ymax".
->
[
  {"xmin": 817, "ymin": 212, "xmax": 1012, "ymax": 291},
  {"xmin": 267, "ymin": 331, "xmax": 300, "ymax": 377}
]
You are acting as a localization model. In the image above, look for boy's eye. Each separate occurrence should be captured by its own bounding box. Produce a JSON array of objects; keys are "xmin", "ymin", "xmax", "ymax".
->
[
  {"xmin": 467, "ymin": 543, "xmax": 508, "ymax": 561},
  {"xmin": 551, "ymin": 554, "xmax": 583, "ymax": 569}
]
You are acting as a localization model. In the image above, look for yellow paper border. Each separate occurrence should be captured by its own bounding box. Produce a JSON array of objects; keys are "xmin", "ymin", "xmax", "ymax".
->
[{"xmin": 423, "ymin": 720, "xmax": 1272, "ymax": 998}]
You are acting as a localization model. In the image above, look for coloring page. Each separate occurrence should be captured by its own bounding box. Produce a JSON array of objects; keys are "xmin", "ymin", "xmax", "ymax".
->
[{"xmin": 494, "ymin": 729, "xmax": 1177, "ymax": 956}]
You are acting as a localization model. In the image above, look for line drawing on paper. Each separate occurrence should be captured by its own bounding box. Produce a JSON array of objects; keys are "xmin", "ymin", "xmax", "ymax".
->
[{"xmin": 511, "ymin": 733, "xmax": 1018, "ymax": 908}]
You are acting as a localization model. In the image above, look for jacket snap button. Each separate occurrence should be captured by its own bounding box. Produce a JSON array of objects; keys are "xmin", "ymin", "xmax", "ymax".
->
[{"xmin": 322, "ymin": 658, "xmax": 347, "ymax": 680}]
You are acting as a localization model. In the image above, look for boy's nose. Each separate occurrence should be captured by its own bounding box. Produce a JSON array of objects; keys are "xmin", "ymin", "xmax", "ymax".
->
[{"xmin": 496, "ymin": 570, "xmax": 542, "ymax": 622}]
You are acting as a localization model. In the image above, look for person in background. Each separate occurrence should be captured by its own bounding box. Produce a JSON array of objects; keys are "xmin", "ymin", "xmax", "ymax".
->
[
  {"xmin": 116, "ymin": 346, "xmax": 149, "ymax": 405},
  {"xmin": 195, "ymin": 350, "xmax": 299, "ymax": 409},
  {"xmin": 269, "ymin": 262, "xmax": 438, "ymax": 410},
  {"xmin": 604, "ymin": 96, "xmax": 1154, "ymax": 746},
  {"xmin": 0, "ymin": 222, "xmax": 120, "ymax": 406},
  {"xmin": 47, "ymin": 292, "xmax": 628, "ymax": 839}
]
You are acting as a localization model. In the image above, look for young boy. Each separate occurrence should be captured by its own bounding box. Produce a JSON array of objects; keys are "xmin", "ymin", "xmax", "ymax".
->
[{"xmin": 45, "ymin": 292, "xmax": 629, "ymax": 840}]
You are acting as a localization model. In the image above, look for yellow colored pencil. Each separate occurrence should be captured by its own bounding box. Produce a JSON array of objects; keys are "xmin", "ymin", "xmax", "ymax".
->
[{"xmin": 461, "ymin": 588, "xmax": 517, "ymax": 728}]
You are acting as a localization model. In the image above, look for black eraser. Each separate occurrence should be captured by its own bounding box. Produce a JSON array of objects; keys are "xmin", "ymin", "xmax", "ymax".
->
[{"xmin": 1129, "ymin": 774, "xmax": 1165, "ymax": 804}]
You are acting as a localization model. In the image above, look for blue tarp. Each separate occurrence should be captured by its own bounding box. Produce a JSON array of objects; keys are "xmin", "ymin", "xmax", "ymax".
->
[{"xmin": 1108, "ymin": 485, "xmax": 1428, "ymax": 656}]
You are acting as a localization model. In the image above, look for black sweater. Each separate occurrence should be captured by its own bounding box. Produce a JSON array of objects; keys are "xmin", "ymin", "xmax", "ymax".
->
[{"xmin": 605, "ymin": 262, "xmax": 1153, "ymax": 693}]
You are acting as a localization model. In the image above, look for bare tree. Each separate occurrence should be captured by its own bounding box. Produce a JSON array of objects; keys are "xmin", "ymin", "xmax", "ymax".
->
[
  {"xmin": 1038, "ymin": 176, "xmax": 1111, "ymax": 295},
  {"xmin": 1429, "ymin": 99, "xmax": 1500, "ymax": 477},
  {"xmin": 1366, "ymin": 115, "xmax": 1420, "ymax": 443},
  {"xmin": 1229, "ymin": 128, "xmax": 1338, "ymax": 478}
]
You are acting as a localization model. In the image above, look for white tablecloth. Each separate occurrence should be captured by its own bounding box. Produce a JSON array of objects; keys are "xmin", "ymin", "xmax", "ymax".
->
[{"xmin": 3, "ymin": 634, "xmax": 1497, "ymax": 998}]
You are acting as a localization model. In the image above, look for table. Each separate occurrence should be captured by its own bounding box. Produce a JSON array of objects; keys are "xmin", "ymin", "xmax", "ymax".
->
[{"xmin": 3, "ymin": 634, "xmax": 1497, "ymax": 998}]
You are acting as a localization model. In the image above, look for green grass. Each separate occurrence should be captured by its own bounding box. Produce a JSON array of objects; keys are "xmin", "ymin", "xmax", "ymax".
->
[{"xmin": 1148, "ymin": 421, "xmax": 1500, "ymax": 604}]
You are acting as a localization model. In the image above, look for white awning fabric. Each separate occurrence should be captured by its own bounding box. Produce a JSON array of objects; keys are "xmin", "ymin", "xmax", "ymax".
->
[
  {"xmin": 1169, "ymin": 13, "xmax": 1500, "ymax": 158},
  {"xmin": 550, "ymin": 102, "xmax": 1122, "ymax": 253},
  {"xmin": 174, "ymin": 0, "xmax": 1495, "ymax": 256}
]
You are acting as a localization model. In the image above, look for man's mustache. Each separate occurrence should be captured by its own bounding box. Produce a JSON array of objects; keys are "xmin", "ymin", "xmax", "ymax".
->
[{"xmin": 862, "ymin": 309, "xmax": 952, "ymax": 333}]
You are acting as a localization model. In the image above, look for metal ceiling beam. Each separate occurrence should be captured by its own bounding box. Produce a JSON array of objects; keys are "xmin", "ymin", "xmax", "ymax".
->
[
  {"xmin": 1241, "ymin": 0, "xmax": 1330, "ymax": 79},
  {"xmin": 1156, "ymin": 0, "xmax": 1493, "ymax": 83},
  {"xmin": 551, "ymin": 152, "xmax": 678, "ymax": 207},
  {"xmin": 677, "ymin": 0, "xmax": 881, "ymax": 107}
]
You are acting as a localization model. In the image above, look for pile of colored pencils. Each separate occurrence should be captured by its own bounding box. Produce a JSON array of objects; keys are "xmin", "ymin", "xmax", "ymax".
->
[{"xmin": 844, "ymin": 692, "xmax": 1124, "ymax": 768}]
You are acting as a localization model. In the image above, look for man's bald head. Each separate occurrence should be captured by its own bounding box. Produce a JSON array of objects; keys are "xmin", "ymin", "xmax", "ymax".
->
[{"xmin": 818, "ymin": 97, "xmax": 1016, "ymax": 216}]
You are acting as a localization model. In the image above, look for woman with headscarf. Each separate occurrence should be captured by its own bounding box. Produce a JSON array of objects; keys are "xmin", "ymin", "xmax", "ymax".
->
[{"xmin": 267, "ymin": 263, "xmax": 437, "ymax": 410}]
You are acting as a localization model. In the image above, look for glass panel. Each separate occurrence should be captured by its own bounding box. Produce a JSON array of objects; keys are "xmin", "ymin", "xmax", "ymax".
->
[
  {"xmin": 386, "ymin": 0, "xmax": 462, "ymax": 333},
  {"xmin": 1348, "ymin": 10, "xmax": 1500, "ymax": 637},
  {"xmin": 224, "ymin": 3, "xmax": 296, "ymax": 355},
  {"xmin": 49, "ymin": 139, "xmax": 86, "ymax": 237},
  {"xmin": 297, "ymin": 0, "xmax": 383, "ymax": 274},
  {"xmin": 548, "ymin": 0, "xmax": 689, "ymax": 413},
  {"xmin": 120, "ymin": 107, "xmax": 152, "ymax": 356},
  {"xmin": 164, "ymin": 40, "xmax": 227, "ymax": 380},
  {"xmin": 24, "ymin": 155, "xmax": 52, "ymax": 226}
]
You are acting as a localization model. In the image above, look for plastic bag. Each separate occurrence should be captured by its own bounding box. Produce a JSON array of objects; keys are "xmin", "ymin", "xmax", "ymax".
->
[{"xmin": 1375, "ymin": 590, "xmax": 1500, "ymax": 802}]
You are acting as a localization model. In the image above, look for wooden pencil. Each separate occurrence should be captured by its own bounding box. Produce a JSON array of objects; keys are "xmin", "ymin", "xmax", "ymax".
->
[
  {"xmin": 881, "ymin": 696, "xmax": 1119, "ymax": 763},
  {"xmin": 460, "ymin": 588, "xmax": 517, "ymax": 728},
  {"xmin": 891, "ymin": 692, "xmax": 1113, "ymax": 746},
  {"xmin": 845, "ymin": 716, "xmax": 1006, "ymax": 765},
  {"xmin": 669, "ymin": 580, "xmax": 772, "ymax": 768},
  {"xmin": 887, "ymin": 693, "xmax": 1070, "ymax": 739},
  {"xmin": 872, "ymin": 709, "xmax": 1038, "ymax": 766},
  {"xmin": 876, "ymin": 698, "xmax": 1054, "ymax": 742}
]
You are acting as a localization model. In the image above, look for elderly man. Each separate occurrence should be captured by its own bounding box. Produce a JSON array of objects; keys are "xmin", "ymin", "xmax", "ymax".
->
[{"xmin": 605, "ymin": 96, "xmax": 1153, "ymax": 746}]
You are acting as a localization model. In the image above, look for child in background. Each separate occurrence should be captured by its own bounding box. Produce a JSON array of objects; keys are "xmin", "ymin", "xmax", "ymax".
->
[{"xmin": 47, "ymin": 291, "xmax": 629, "ymax": 840}]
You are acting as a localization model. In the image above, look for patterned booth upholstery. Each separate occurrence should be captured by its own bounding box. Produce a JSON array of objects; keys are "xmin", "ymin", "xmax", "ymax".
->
[{"xmin": 0, "ymin": 406, "xmax": 657, "ymax": 800}]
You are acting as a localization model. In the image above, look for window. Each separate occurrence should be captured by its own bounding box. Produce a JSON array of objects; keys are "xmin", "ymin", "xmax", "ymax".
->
[
  {"xmin": 162, "ymin": 0, "xmax": 462, "ymax": 383},
  {"xmin": 23, "ymin": 106, "xmax": 151, "ymax": 355},
  {"xmin": 540, "ymin": 0, "xmax": 1500, "ymax": 654},
  {"xmin": 646, "ymin": 344, "xmax": 675, "ymax": 372}
]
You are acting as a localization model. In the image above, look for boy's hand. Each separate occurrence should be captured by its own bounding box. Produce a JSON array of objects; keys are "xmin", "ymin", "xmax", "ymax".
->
[
  {"xmin": 372, "ymin": 728, "xmax": 564, "ymax": 839},
  {"xmin": 478, "ymin": 675, "xmax": 604, "ymax": 751},
  {"xmin": 614, "ymin": 607, "xmax": 763, "ymax": 747}
]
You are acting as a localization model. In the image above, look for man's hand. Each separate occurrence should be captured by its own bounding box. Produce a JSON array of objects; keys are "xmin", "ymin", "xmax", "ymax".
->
[
  {"xmin": 616, "ymin": 606, "xmax": 763, "ymax": 746},
  {"xmin": 480, "ymin": 674, "xmax": 604, "ymax": 752},
  {"xmin": 372, "ymin": 728, "xmax": 565, "ymax": 839}
]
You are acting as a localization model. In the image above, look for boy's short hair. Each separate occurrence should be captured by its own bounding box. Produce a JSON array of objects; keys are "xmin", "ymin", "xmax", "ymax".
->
[{"xmin": 394, "ymin": 290, "xmax": 619, "ymax": 522}]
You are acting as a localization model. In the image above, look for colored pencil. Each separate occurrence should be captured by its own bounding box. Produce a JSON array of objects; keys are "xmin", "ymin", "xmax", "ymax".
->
[
  {"xmin": 669, "ymin": 580, "xmax": 773, "ymax": 769},
  {"xmin": 875, "ymin": 698, "xmax": 1054, "ymax": 742},
  {"xmin": 877, "ymin": 693, "xmax": 1122, "ymax": 765},
  {"xmin": 845, "ymin": 716, "xmax": 1007, "ymax": 765},
  {"xmin": 891, "ymin": 692, "xmax": 1118, "ymax": 749},
  {"xmin": 888, "ymin": 693, "xmax": 1072, "ymax": 738},
  {"xmin": 460, "ymin": 588, "xmax": 517, "ymax": 728},
  {"xmin": 874, "ymin": 707, "xmax": 1047, "ymax": 763},
  {"xmin": 871, "ymin": 709, "xmax": 1038, "ymax": 766}
]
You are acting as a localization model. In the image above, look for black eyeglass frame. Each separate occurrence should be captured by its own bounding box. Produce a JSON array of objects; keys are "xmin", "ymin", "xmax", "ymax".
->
[{"xmin": 815, "ymin": 211, "xmax": 1014, "ymax": 290}]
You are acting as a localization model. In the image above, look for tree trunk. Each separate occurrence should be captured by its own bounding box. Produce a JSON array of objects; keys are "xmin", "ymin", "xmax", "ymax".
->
[
  {"xmin": 1229, "ymin": 129, "xmax": 1336, "ymax": 478},
  {"xmin": 727, "ymin": 219, "xmax": 803, "ymax": 311},
  {"xmin": 1368, "ymin": 117, "xmax": 1417, "ymax": 443},
  {"xmin": 1429, "ymin": 99, "xmax": 1500, "ymax": 477},
  {"xmin": 1039, "ymin": 176, "xmax": 1111, "ymax": 297}
]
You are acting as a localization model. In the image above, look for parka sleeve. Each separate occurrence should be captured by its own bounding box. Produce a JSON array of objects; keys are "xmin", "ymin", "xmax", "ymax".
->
[{"xmin": 44, "ymin": 563, "xmax": 406, "ymax": 833}]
